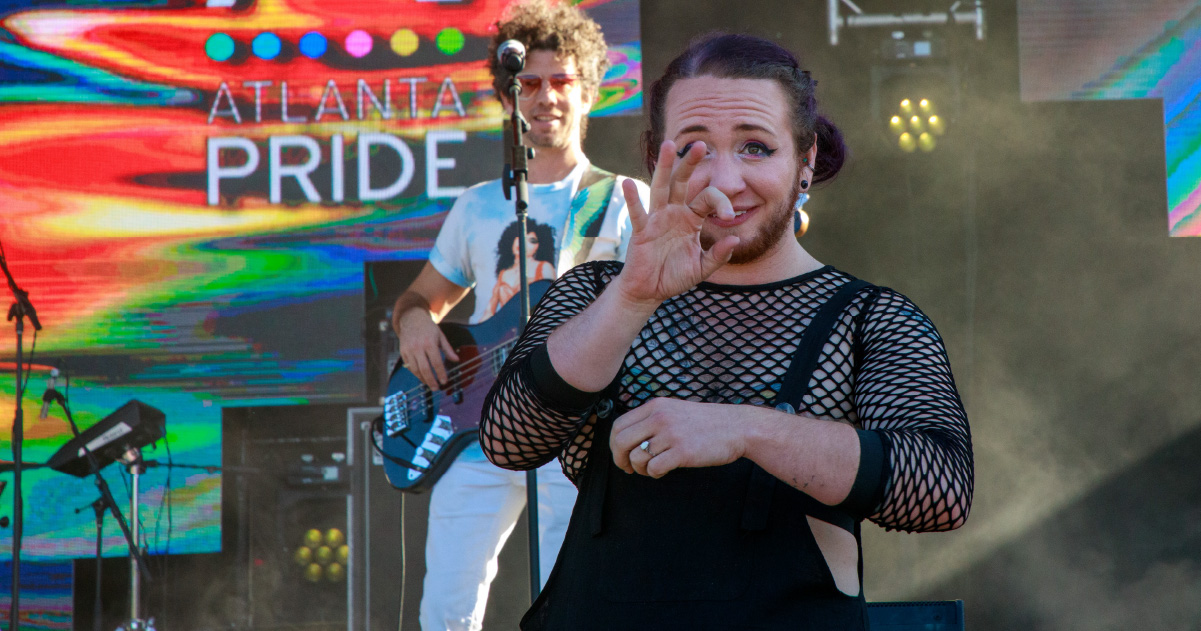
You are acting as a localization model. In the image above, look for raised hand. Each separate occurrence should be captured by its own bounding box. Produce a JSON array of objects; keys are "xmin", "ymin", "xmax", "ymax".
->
[{"xmin": 613, "ymin": 140, "xmax": 741, "ymax": 305}]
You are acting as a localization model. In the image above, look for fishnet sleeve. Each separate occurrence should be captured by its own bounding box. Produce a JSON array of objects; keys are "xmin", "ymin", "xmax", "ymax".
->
[
  {"xmin": 480, "ymin": 261, "xmax": 619, "ymax": 478},
  {"xmin": 855, "ymin": 289, "xmax": 974, "ymax": 533}
]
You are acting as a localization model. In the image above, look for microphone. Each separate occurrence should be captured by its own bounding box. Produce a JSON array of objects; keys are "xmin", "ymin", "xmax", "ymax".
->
[
  {"xmin": 39, "ymin": 368, "xmax": 59, "ymax": 420},
  {"xmin": 497, "ymin": 39, "xmax": 526, "ymax": 73}
]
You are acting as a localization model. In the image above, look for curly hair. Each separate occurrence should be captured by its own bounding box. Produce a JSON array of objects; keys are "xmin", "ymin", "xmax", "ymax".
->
[
  {"xmin": 486, "ymin": 0, "xmax": 611, "ymax": 103},
  {"xmin": 496, "ymin": 218, "xmax": 557, "ymax": 275}
]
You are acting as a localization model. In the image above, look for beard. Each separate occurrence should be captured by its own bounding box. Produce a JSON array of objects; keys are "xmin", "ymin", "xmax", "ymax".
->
[
  {"xmin": 526, "ymin": 113, "xmax": 585, "ymax": 150},
  {"xmin": 700, "ymin": 176, "xmax": 802, "ymax": 265}
]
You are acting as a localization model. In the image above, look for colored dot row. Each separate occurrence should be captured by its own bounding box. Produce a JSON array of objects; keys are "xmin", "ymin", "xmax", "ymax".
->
[{"xmin": 205, "ymin": 28, "xmax": 465, "ymax": 62}]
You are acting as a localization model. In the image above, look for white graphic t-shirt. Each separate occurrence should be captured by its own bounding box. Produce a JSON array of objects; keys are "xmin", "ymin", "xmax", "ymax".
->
[
  {"xmin": 429, "ymin": 162, "xmax": 647, "ymax": 461},
  {"xmin": 429, "ymin": 161, "xmax": 645, "ymax": 325}
]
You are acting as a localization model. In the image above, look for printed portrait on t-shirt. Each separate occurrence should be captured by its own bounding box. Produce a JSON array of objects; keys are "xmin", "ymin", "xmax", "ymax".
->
[{"xmin": 486, "ymin": 218, "xmax": 558, "ymax": 319}]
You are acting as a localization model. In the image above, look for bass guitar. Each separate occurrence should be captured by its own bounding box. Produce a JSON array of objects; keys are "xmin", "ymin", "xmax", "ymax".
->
[{"xmin": 377, "ymin": 280, "xmax": 550, "ymax": 492}]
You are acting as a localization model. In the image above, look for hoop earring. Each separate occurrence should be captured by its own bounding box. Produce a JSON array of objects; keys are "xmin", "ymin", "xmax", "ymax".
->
[
  {"xmin": 793, "ymin": 192, "xmax": 810, "ymax": 238},
  {"xmin": 794, "ymin": 209, "xmax": 809, "ymax": 238}
]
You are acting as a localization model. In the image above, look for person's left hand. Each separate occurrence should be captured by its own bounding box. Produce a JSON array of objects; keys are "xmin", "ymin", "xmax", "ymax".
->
[{"xmin": 610, "ymin": 398, "xmax": 747, "ymax": 478}]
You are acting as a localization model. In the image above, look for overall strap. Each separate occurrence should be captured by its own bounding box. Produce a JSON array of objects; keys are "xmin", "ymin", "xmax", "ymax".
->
[
  {"xmin": 742, "ymin": 278, "xmax": 873, "ymax": 531},
  {"xmin": 776, "ymin": 278, "xmax": 871, "ymax": 410}
]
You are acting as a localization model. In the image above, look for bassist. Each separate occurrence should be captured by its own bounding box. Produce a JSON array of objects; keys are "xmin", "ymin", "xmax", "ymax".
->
[{"xmin": 389, "ymin": 2, "xmax": 649, "ymax": 629}]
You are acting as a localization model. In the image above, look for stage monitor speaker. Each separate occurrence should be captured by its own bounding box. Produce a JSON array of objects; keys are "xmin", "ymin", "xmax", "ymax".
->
[
  {"xmin": 224, "ymin": 403, "xmax": 528, "ymax": 630},
  {"xmin": 867, "ymin": 600, "xmax": 965, "ymax": 630},
  {"xmin": 223, "ymin": 404, "xmax": 365, "ymax": 630}
]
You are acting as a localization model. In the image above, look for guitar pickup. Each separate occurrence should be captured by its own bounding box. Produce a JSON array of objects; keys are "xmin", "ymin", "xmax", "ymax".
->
[
  {"xmin": 433, "ymin": 417, "xmax": 453, "ymax": 436},
  {"xmin": 406, "ymin": 414, "xmax": 455, "ymax": 481},
  {"xmin": 383, "ymin": 391, "xmax": 409, "ymax": 436}
]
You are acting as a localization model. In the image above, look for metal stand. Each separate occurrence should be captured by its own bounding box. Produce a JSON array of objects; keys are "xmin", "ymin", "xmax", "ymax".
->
[
  {"xmin": 500, "ymin": 61, "xmax": 542, "ymax": 601},
  {"xmin": 73, "ymin": 498, "xmax": 107, "ymax": 631},
  {"xmin": 47, "ymin": 390, "xmax": 152, "ymax": 631},
  {"xmin": 119, "ymin": 449, "xmax": 151, "ymax": 631},
  {"xmin": 93, "ymin": 500, "xmax": 105, "ymax": 631},
  {"xmin": 1, "ymin": 242, "xmax": 42, "ymax": 631}
]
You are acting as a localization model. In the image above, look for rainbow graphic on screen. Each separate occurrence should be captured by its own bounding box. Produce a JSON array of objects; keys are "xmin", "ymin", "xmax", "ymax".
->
[
  {"xmin": 1018, "ymin": 0, "xmax": 1201, "ymax": 235},
  {"xmin": 0, "ymin": 0, "xmax": 643, "ymax": 580}
]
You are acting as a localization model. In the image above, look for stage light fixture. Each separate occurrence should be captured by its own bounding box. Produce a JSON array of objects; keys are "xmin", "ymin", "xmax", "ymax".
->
[
  {"xmin": 292, "ymin": 525, "xmax": 347, "ymax": 585},
  {"xmin": 887, "ymin": 93, "xmax": 947, "ymax": 152},
  {"xmin": 828, "ymin": 0, "xmax": 986, "ymax": 46},
  {"xmin": 871, "ymin": 36, "xmax": 959, "ymax": 155}
]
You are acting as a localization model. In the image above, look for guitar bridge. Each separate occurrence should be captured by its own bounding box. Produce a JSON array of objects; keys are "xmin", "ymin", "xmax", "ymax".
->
[
  {"xmin": 383, "ymin": 391, "xmax": 409, "ymax": 437},
  {"xmin": 407, "ymin": 415, "xmax": 454, "ymax": 480}
]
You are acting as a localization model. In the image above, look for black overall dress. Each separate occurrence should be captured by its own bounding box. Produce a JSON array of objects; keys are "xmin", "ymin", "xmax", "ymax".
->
[{"xmin": 520, "ymin": 280, "xmax": 873, "ymax": 631}]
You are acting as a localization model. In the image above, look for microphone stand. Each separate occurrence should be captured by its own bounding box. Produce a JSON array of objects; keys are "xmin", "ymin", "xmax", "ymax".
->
[
  {"xmin": 0, "ymin": 242, "xmax": 41, "ymax": 631},
  {"xmin": 73, "ymin": 498, "xmax": 107, "ymax": 631},
  {"xmin": 500, "ymin": 68, "xmax": 543, "ymax": 602},
  {"xmin": 46, "ymin": 390, "xmax": 153, "ymax": 628}
]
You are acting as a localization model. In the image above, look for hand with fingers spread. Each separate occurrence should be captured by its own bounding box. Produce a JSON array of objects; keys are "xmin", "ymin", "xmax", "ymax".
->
[
  {"xmin": 395, "ymin": 307, "xmax": 459, "ymax": 390},
  {"xmin": 610, "ymin": 397, "xmax": 747, "ymax": 479},
  {"xmin": 613, "ymin": 140, "xmax": 742, "ymax": 305}
]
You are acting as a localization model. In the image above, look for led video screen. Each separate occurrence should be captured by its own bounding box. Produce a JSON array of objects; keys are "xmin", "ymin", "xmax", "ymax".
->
[
  {"xmin": 1018, "ymin": 0, "xmax": 1201, "ymax": 235},
  {"xmin": 0, "ymin": 0, "xmax": 642, "ymax": 560}
]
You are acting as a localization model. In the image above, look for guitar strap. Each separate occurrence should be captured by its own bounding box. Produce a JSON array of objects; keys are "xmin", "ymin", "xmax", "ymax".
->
[{"xmin": 557, "ymin": 164, "xmax": 618, "ymax": 275}]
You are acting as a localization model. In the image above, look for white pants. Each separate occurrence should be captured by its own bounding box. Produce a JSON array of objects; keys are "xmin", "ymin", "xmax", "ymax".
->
[{"xmin": 418, "ymin": 456, "xmax": 576, "ymax": 631}]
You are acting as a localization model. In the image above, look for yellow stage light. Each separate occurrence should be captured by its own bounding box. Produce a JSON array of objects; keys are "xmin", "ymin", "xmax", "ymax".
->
[
  {"xmin": 898, "ymin": 133, "xmax": 917, "ymax": 152},
  {"xmin": 918, "ymin": 132, "xmax": 936, "ymax": 152},
  {"xmin": 889, "ymin": 115, "xmax": 905, "ymax": 135},
  {"xmin": 919, "ymin": 98, "xmax": 932, "ymax": 113},
  {"xmin": 337, "ymin": 545, "xmax": 350, "ymax": 565},
  {"xmin": 326, "ymin": 528, "xmax": 345, "ymax": 547},
  {"xmin": 326, "ymin": 562, "xmax": 345, "ymax": 582},
  {"xmin": 928, "ymin": 115, "xmax": 946, "ymax": 135},
  {"xmin": 304, "ymin": 563, "xmax": 323, "ymax": 582},
  {"xmin": 304, "ymin": 529, "xmax": 323, "ymax": 548},
  {"xmin": 294, "ymin": 546, "xmax": 313, "ymax": 567},
  {"xmin": 899, "ymin": 98, "xmax": 914, "ymax": 114}
]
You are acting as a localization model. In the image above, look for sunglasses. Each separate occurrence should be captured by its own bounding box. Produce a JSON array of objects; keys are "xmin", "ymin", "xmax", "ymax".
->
[{"xmin": 515, "ymin": 73, "xmax": 580, "ymax": 99}]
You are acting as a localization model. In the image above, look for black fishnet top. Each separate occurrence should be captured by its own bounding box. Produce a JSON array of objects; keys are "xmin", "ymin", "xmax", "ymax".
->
[{"xmin": 480, "ymin": 262, "xmax": 973, "ymax": 533}]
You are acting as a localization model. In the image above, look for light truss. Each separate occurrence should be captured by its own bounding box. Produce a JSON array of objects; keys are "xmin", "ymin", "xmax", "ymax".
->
[{"xmin": 828, "ymin": 0, "xmax": 986, "ymax": 45}]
